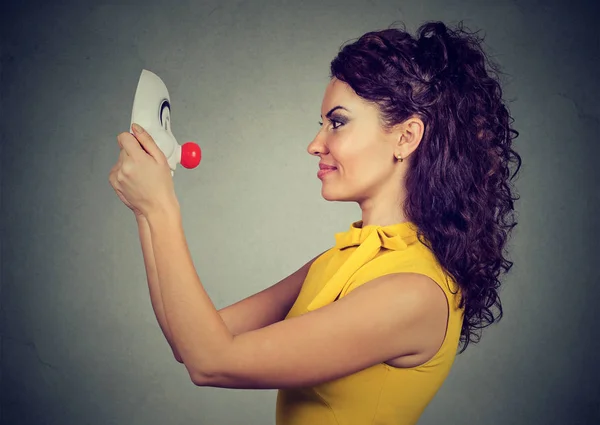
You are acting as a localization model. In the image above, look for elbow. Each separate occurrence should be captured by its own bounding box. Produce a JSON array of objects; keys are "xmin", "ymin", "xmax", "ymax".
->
[
  {"xmin": 180, "ymin": 358, "xmax": 218, "ymax": 386},
  {"xmin": 188, "ymin": 359, "xmax": 223, "ymax": 386},
  {"xmin": 180, "ymin": 349, "xmax": 230, "ymax": 386},
  {"xmin": 173, "ymin": 353, "xmax": 210, "ymax": 384},
  {"xmin": 172, "ymin": 347, "xmax": 184, "ymax": 364},
  {"xmin": 190, "ymin": 368, "xmax": 214, "ymax": 387}
]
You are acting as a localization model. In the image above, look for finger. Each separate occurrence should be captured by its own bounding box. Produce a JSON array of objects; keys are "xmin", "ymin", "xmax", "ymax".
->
[
  {"xmin": 115, "ymin": 150, "xmax": 126, "ymax": 172},
  {"xmin": 119, "ymin": 147, "xmax": 128, "ymax": 163},
  {"xmin": 109, "ymin": 149, "xmax": 128, "ymax": 186},
  {"xmin": 108, "ymin": 164, "xmax": 119, "ymax": 187},
  {"xmin": 116, "ymin": 131, "xmax": 134, "ymax": 149},
  {"xmin": 117, "ymin": 130, "xmax": 142, "ymax": 151},
  {"xmin": 131, "ymin": 123, "xmax": 164, "ymax": 163},
  {"xmin": 117, "ymin": 132, "xmax": 144, "ymax": 159}
]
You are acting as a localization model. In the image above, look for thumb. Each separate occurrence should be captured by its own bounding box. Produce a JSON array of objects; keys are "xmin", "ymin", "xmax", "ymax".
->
[{"xmin": 131, "ymin": 123, "xmax": 164, "ymax": 161}]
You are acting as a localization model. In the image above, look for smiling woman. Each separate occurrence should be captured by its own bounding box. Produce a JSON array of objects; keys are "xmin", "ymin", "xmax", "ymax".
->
[
  {"xmin": 275, "ymin": 21, "xmax": 521, "ymax": 424},
  {"xmin": 111, "ymin": 20, "xmax": 521, "ymax": 425}
]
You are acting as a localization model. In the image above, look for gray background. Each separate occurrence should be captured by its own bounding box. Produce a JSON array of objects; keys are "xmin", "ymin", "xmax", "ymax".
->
[{"xmin": 1, "ymin": 0, "xmax": 599, "ymax": 424}]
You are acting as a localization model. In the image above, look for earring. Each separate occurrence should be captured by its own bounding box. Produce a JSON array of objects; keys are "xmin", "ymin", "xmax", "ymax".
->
[{"xmin": 396, "ymin": 154, "xmax": 403, "ymax": 163}]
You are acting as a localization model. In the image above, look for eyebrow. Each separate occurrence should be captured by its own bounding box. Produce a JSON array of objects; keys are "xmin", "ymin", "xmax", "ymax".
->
[{"xmin": 320, "ymin": 105, "xmax": 350, "ymax": 119}]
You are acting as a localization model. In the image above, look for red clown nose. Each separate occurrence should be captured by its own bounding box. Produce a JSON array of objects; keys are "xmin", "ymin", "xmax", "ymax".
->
[{"xmin": 181, "ymin": 142, "xmax": 202, "ymax": 169}]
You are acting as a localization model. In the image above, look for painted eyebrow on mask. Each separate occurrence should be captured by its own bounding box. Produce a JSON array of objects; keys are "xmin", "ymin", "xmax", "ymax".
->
[{"xmin": 320, "ymin": 106, "xmax": 350, "ymax": 119}]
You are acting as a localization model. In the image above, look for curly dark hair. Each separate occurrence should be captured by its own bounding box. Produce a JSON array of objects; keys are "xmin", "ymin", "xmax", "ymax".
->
[{"xmin": 330, "ymin": 21, "xmax": 521, "ymax": 353}]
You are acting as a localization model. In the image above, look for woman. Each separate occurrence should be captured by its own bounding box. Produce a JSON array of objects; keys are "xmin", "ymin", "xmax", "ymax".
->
[{"xmin": 109, "ymin": 21, "xmax": 521, "ymax": 425}]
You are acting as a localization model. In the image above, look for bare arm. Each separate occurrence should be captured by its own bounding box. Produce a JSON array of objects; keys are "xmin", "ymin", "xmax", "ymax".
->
[
  {"xmin": 217, "ymin": 252, "xmax": 323, "ymax": 336},
  {"xmin": 141, "ymin": 207, "xmax": 447, "ymax": 389},
  {"xmin": 136, "ymin": 214, "xmax": 321, "ymax": 361},
  {"xmin": 136, "ymin": 214, "xmax": 183, "ymax": 361}
]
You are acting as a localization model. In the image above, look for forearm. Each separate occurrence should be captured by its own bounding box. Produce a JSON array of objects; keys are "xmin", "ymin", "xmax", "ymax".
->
[
  {"xmin": 136, "ymin": 214, "xmax": 183, "ymax": 362},
  {"xmin": 146, "ymin": 203, "xmax": 233, "ymax": 382}
]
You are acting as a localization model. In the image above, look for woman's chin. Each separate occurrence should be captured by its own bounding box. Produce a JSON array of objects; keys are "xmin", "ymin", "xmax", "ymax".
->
[
  {"xmin": 321, "ymin": 187, "xmax": 349, "ymax": 202},
  {"xmin": 321, "ymin": 187, "xmax": 337, "ymax": 201}
]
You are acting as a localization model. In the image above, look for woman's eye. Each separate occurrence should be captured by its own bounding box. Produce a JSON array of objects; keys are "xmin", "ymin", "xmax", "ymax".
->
[{"xmin": 318, "ymin": 119, "xmax": 344, "ymax": 129}]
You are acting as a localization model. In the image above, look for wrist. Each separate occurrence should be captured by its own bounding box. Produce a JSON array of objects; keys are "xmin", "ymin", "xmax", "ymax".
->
[{"xmin": 145, "ymin": 200, "xmax": 181, "ymax": 227}]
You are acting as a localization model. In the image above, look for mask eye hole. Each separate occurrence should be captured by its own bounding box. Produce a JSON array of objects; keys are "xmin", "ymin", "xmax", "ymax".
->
[{"xmin": 160, "ymin": 100, "xmax": 171, "ymax": 132}]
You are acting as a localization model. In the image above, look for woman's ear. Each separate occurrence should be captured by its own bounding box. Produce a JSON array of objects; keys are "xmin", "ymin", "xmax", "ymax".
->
[{"xmin": 395, "ymin": 116, "xmax": 425, "ymax": 158}]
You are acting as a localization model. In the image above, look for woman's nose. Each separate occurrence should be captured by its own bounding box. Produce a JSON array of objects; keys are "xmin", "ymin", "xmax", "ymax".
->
[{"xmin": 307, "ymin": 132, "xmax": 328, "ymax": 156}]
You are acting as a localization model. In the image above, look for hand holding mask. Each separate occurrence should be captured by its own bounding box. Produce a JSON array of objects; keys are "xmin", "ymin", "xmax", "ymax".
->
[{"xmin": 130, "ymin": 69, "xmax": 201, "ymax": 176}]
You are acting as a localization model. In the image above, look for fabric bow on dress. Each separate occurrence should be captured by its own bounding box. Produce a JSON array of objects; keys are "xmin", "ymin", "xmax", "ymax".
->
[{"xmin": 306, "ymin": 221, "xmax": 418, "ymax": 311}]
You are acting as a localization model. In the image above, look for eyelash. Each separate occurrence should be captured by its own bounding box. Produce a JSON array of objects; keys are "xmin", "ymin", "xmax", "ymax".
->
[{"xmin": 318, "ymin": 118, "xmax": 345, "ymax": 130}]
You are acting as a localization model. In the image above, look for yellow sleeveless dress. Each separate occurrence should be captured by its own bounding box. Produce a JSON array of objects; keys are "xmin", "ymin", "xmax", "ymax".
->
[{"xmin": 276, "ymin": 220, "xmax": 464, "ymax": 425}]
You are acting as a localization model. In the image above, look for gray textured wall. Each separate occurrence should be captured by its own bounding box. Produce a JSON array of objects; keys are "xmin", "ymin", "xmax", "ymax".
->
[{"xmin": 2, "ymin": 0, "xmax": 599, "ymax": 424}]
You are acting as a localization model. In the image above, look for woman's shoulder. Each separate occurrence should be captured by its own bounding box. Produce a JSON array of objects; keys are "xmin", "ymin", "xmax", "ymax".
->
[{"xmin": 351, "ymin": 241, "xmax": 460, "ymax": 300}]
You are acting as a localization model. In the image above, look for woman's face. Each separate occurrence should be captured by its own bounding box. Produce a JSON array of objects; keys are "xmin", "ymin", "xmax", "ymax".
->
[{"xmin": 307, "ymin": 78, "xmax": 400, "ymax": 203}]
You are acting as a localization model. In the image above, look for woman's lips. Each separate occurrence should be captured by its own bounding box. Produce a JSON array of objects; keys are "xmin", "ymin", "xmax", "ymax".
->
[{"xmin": 317, "ymin": 168, "xmax": 337, "ymax": 179}]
